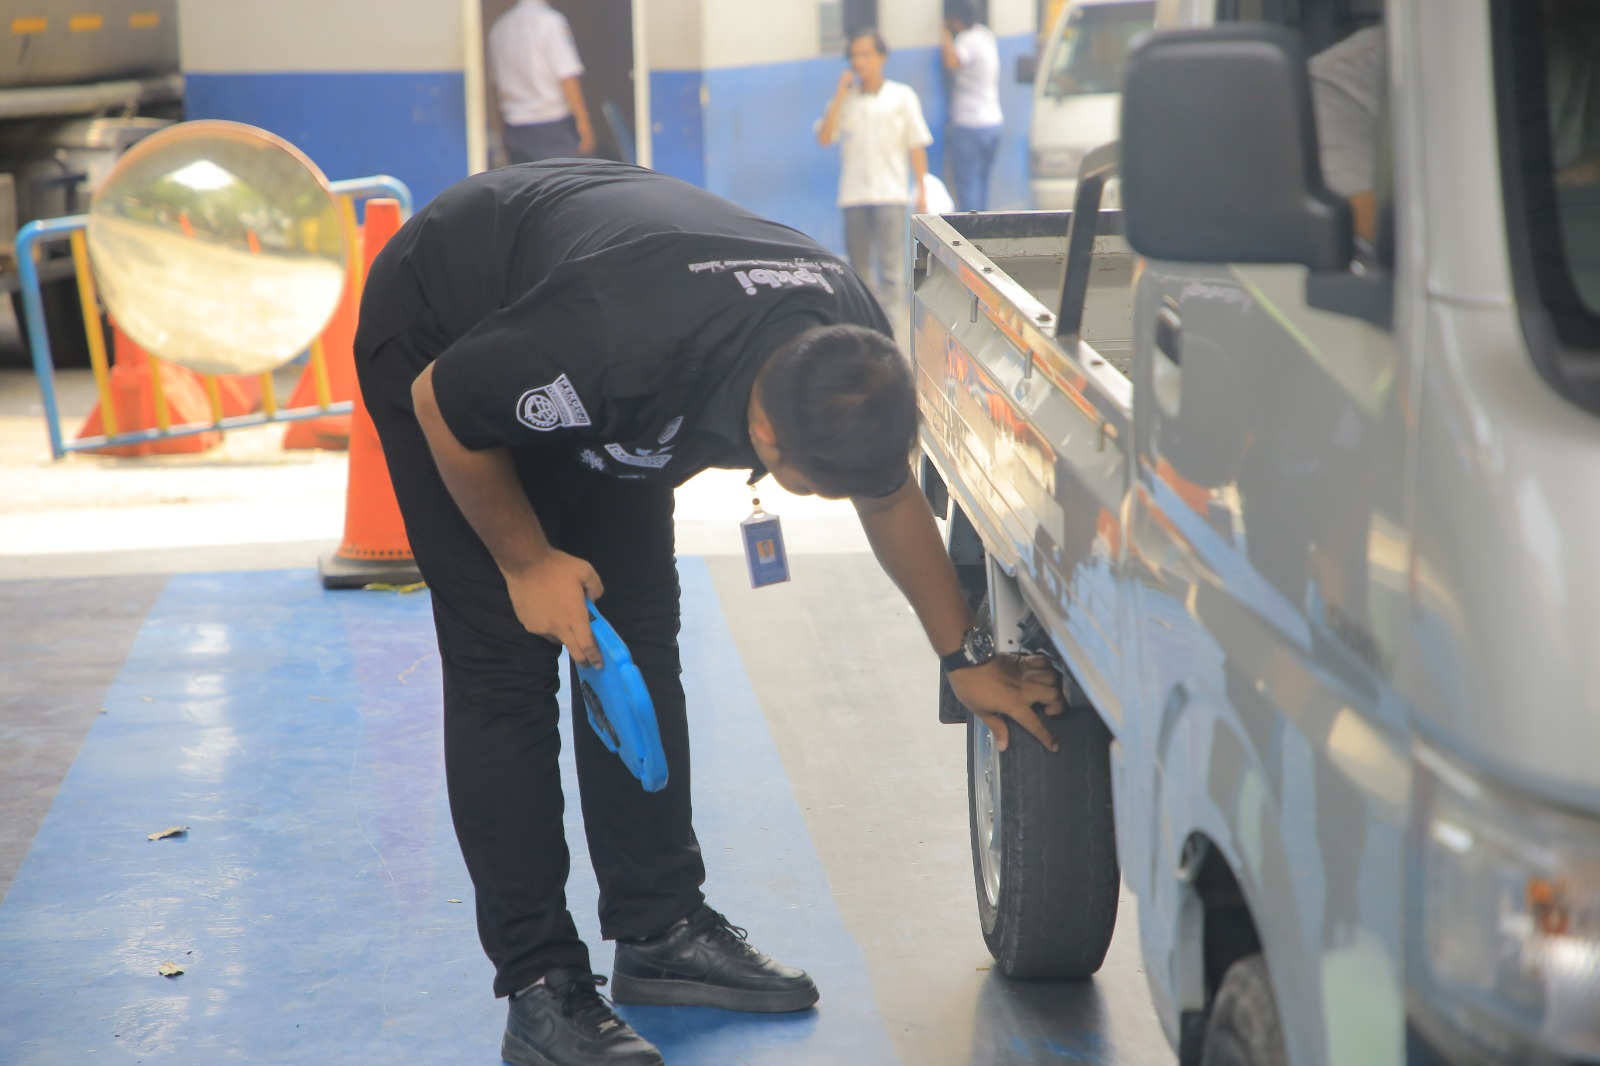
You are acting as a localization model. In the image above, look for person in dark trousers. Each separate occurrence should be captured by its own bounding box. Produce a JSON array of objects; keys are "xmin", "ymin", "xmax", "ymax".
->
[
  {"xmin": 353, "ymin": 160, "xmax": 1066, "ymax": 1066},
  {"xmin": 488, "ymin": 0, "xmax": 596, "ymax": 163}
]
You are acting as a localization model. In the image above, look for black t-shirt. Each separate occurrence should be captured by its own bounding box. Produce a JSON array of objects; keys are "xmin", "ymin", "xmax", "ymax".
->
[{"xmin": 356, "ymin": 160, "xmax": 891, "ymax": 486}]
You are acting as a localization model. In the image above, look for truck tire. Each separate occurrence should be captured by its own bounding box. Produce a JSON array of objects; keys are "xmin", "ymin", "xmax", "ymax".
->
[
  {"xmin": 1200, "ymin": 955, "xmax": 1287, "ymax": 1066},
  {"xmin": 966, "ymin": 682, "xmax": 1120, "ymax": 978}
]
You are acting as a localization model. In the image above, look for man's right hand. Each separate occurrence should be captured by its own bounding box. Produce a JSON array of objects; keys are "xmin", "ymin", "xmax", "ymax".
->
[
  {"xmin": 504, "ymin": 549, "xmax": 606, "ymax": 667},
  {"xmin": 837, "ymin": 69, "xmax": 856, "ymax": 96}
]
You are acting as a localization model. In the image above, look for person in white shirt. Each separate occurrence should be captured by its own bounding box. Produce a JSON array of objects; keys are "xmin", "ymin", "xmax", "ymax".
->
[
  {"xmin": 488, "ymin": 0, "xmax": 596, "ymax": 164},
  {"xmin": 817, "ymin": 30, "xmax": 934, "ymax": 315},
  {"xmin": 1308, "ymin": 24, "xmax": 1384, "ymax": 241},
  {"xmin": 941, "ymin": 0, "xmax": 1005, "ymax": 211}
]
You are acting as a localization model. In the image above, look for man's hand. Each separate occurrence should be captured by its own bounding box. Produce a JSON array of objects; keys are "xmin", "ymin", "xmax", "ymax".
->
[
  {"xmin": 503, "ymin": 549, "xmax": 606, "ymax": 667},
  {"xmin": 818, "ymin": 69, "xmax": 856, "ymax": 146},
  {"xmin": 850, "ymin": 479, "xmax": 1064, "ymax": 752},
  {"xmin": 948, "ymin": 654, "xmax": 1067, "ymax": 752},
  {"xmin": 940, "ymin": 24, "xmax": 961, "ymax": 71},
  {"xmin": 560, "ymin": 76, "xmax": 596, "ymax": 156}
]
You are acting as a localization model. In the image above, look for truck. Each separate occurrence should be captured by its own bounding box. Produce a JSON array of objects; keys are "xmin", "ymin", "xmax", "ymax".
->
[
  {"xmin": 912, "ymin": 1, "xmax": 1600, "ymax": 1064},
  {"xmin": 1016, "ymin": 0, "xmax": 1154, "ymax": 210},
  {"xmin": 1, "ymin": 0, "xmax": 180, "ymax": 366}
]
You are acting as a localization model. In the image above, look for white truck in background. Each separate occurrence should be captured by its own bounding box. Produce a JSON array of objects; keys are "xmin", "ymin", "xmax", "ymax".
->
[
  {"xmin": 1016, "ymin": 0, "xmax": 1154, "ymax": 209},
  {"xmin": 915, "ymin": 1, "xmax": 1600, "ymax": 1063},
  {"xmin": 0, "ymin": 0, "xmax": 180, "ymax": 366}
]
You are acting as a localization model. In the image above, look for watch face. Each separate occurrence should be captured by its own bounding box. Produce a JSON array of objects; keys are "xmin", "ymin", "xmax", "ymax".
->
[{"xmin": 966, "ymin": 626, "xmax": 996, "ymax": 663}]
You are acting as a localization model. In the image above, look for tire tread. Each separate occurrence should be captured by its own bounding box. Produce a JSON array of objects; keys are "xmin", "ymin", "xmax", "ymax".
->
[{"xmin": 968, "ymin": 699, "xmax": 1121, "ymax": 980}]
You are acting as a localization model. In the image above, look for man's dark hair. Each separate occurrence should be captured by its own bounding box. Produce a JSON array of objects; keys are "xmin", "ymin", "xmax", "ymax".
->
[
  {"xmin": 944, "ymin": 0, "xmax": 980, "ymax": 27},
  {"xmin": 757, "ymin": 324, "xmax": 915, "ymax": 498},
  {"xmin": 845, "ymin": 29, "xmax": 889, "ymax": 59}
]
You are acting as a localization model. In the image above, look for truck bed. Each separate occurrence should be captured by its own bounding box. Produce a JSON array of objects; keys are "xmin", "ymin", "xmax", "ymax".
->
[
  {"xmin": 911, "ymin": 208, "xmax": 1135, "ymax": 719},
  {"xmin": 920, "ymin": 211, "xmax": 1135, "ymax": 376}
]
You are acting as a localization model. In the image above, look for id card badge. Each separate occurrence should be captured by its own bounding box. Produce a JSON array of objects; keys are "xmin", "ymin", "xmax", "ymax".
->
[{"xmin": 741, "ymin": 499, "xmax": 790, "ymax": 589}]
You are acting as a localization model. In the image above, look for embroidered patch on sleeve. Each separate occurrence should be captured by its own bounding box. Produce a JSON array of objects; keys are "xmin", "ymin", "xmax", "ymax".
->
[{"xmin": 516, "ymin": 374, "xmax": 591, "ymax": 431}]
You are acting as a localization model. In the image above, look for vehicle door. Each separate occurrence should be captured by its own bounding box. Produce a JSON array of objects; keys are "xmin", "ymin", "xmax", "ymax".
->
[{"xmin": 1123, "ymin": 3, "xmax": 1414, "ymax": 1063}]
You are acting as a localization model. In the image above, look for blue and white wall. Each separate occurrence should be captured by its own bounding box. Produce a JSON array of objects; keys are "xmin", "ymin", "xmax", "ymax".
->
[
  {"xmin": 177, "ymin": 0, "xmax": 1036, "ymax": 250},
  {"xmin": 178, "ymin": 0, "xmax": 471, "ymax": 209},
  {"xmin": 645, "ymin": 0, "xmax": 1038, "ymax": 255}
]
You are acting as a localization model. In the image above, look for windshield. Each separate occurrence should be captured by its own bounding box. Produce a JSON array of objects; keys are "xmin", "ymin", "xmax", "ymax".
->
[
  {"xmin": 1541, "ymin": 5, "xmax": 1600, "ymax": 317},
  {"xmin": 1498, "ymin": 0, "xmax": 1600, "ymax": 409},
  {"xmin": 1045, "ymin": 3, "xmax": 1156, "ymax": 98}
]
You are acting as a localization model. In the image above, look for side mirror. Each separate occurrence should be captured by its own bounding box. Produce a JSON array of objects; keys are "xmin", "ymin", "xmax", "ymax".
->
[
  {"xmin": 1119, "ymin": 26, "xmax": 1351, "ymax": 270},
  {"xmin": 1015, "ymin": 54, "xmax": 1037, "ymax": 84}
]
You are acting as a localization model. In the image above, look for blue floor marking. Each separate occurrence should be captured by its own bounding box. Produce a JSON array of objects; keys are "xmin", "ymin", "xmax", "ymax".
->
[
  {"xmin": 581, "ymin": 557, "xmax": 898, "ymax": 1063},
  {"xmin": 0, "ymin": 564, "xmax": 898, "ymax": 1064}
]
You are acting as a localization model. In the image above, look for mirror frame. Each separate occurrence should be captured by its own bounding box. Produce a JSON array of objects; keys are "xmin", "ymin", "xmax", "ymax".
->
[{"xmin": 1119, "ymin": 25, "xmax": 1352, "ymax": 272}]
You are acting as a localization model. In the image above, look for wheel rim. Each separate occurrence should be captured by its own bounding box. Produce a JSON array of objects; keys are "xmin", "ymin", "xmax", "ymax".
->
[{"xmin": 972, "ymin": 716, "xmax": 1003, "ymax": 908}]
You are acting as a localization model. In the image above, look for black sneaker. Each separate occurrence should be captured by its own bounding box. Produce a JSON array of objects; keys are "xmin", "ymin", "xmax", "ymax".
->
[
  {"xmin": 501, "ymin": 969, "xmax": 663, "ymax": 1066},
  {"xmin": 611, "ymin": 905, "xmax": 819, "ymax": 1013}
]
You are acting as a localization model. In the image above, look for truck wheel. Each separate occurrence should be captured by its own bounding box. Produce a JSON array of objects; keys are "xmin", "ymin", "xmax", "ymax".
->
[
  {"xmin": 1200, "ymin": 955, "xmax": 1287, "ymax": 1066},
  {"xmin": 967, "ymin": 680, "xmax": 1120, "ymax": 978}
]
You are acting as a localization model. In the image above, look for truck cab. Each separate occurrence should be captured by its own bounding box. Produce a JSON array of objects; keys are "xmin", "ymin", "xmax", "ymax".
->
[
  {"xmin": 913, "ymin": 1, "xmax": 1600, "ymax": 1063},
  {"xmin": 1022, "ymin": 0, "xmax": 1154, "ymax": 209}
]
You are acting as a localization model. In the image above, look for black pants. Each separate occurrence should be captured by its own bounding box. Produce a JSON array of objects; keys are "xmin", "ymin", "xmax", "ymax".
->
[
  {"xmin": 356, "ymin": 332, "xmax": 706, "ymax": 998},
  {"xmin": 502, "ymin": 116, "xmax": 581, "ymax": 164}
]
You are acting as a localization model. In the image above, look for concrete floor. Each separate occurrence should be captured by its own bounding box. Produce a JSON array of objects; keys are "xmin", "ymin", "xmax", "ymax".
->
[{"xmin": 0, "ymin": 305, "xmax": 1173, "ymax": 1065}]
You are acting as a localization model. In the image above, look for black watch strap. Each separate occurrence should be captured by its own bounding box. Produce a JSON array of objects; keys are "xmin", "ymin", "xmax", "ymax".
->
[
  {"xmin": 940, "ymin": 647, "xmax": 979, "ymax": 673},
  {"xmin": 940, "ymin": 625, "xmax": 996, "ymax": 673}
]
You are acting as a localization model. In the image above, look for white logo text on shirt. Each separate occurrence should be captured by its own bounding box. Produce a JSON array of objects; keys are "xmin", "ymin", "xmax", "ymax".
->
[
  {"xmin": 604, "ymin": 443, "xmax": 672, "ymax": 469},
  {"xmin": 732, "ymin": 267, "xmax": 834, "ymax": 296},
  {"xmin": 687, "ymin": 257, "xmax": 842, "ymax": 298}
]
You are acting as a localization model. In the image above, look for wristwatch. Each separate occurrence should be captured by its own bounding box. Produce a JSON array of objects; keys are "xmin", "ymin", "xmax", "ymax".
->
[{"xmin": 940, "ymin": 625, "xmax": 997, "ymax": 673}]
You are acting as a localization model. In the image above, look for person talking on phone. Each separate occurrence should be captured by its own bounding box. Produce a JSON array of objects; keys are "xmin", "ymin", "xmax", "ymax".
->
[
  {"xmin": 353, "ymin": 159, "xmax": 1066, "ymax": 1066},
  {"xmin": 816, "ymin": 29, "xmax": 935, "ymax": 317}
]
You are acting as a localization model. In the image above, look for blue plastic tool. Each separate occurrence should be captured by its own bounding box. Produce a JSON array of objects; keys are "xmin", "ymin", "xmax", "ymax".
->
[{"xmin": 575, "ymin": 600, "xmax": 668, "ymax": 792}]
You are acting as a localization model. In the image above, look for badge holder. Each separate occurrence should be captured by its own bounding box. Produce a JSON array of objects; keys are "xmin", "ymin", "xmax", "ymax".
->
[
  {"xmin": 742, "ymin": 492, "xmax": 790, "ymax": 589},
  {"xmin": 575, "ymin": 600, "xmax": 668, "ymax": 792}
]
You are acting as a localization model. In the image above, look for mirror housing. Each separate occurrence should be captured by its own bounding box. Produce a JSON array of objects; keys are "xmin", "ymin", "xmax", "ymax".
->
[
  {"xmin": 1015, "ymin": 54, "xmax": 1037, "ymax": 84},
  {"xmin": 1119, "ymin": 26, "xmax": 1351, "ymax": 270}
]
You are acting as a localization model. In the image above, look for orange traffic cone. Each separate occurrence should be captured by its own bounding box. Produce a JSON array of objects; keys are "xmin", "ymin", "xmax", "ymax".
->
[
  {"xmin": 319, "ymin": 199, "xmax": 422, "ymax": 590},
  {"xmin": 282, "ymin": 215, "xmax": 362, "ymax": 451},
  {"xmin": 212, "ymin": 374, "xmax": 264, "ymax": 418},
  {"xmin": 75, "ymin": 324, "xmax": 222, "ymax": 456}
]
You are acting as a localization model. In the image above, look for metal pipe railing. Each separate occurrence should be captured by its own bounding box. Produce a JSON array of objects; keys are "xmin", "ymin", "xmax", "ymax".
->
[{"xmin": 16, "ymin": 174, "xmax": 412, "ymax": 459}]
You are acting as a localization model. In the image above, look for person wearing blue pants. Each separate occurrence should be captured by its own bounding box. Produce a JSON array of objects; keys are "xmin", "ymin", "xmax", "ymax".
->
[{"xmin": 941, "ymin": 0, "xmax": 1005, "ymax": 211}]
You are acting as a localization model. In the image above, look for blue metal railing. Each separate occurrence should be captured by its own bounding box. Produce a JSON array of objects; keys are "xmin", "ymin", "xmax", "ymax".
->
[{"xmin": 17, "ymin": 175, "xmax": 412, "ymax": 459}]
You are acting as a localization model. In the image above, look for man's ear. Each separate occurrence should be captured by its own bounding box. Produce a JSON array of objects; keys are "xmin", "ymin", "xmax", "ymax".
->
[
  {"xmin": 749, "ymin": 415, "xmax": 778, "ymax": 449},
  {"xmin": 748, "ymin": 387, "xmax": 780, "ymax": 448}
]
